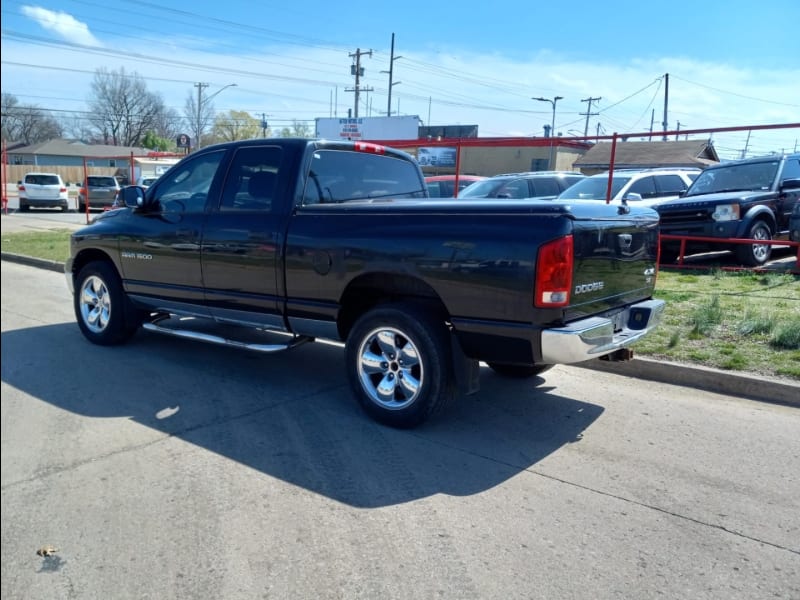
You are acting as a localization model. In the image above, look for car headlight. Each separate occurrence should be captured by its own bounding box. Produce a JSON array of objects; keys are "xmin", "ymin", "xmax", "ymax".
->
[{"xmin": 711, "ymin": 204, "xmax": 740, "ymax": 222}]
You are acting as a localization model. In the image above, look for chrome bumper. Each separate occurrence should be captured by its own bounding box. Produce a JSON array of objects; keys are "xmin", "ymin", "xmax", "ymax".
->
[{"xmin": 541, "ymin": 299, "xmax": 665, "ymax": 364}]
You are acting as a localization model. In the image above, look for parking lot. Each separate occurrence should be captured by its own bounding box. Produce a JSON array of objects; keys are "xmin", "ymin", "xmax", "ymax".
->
[{"xmin": 2, "ymin": 260, "xmax": 799, "ymax": 599}]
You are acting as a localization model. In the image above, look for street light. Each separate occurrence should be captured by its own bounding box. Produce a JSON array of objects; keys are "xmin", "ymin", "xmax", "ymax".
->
[
  {"xmin": 533, "ymin": 95, "xmax": 563, "ymax": 169},
  {"xmin": 195, "ymin": 83, "xmax": 237, "ymax": 149}
]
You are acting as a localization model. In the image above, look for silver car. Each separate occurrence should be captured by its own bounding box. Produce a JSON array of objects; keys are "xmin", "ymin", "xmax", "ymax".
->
[{"xmin": 78, "ymin": 176, "xmax": 121, "ymax": 211}]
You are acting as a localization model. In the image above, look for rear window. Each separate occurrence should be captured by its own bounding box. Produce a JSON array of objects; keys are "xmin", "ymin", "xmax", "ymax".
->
[
  {"xmin": 87, "ymin": 176, "xmax": 118, "ymax": 187},
  {"xmin": 25, "ymin": 174, "xmax": 60, "ymax": 186},
  {"xmin": 302, "ymin": 150, "xmax": 425, "ymax": 204}
]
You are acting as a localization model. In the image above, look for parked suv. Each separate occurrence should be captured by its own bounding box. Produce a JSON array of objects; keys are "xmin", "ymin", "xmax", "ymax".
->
[
  {"xmin": 78, "ymin": 176, "xmax": 122, "ymax": 211},
  {"xmin": 556, "ymin": 167, "xmax": 701, "ymax": 206},
  {"xmin": 656, "ymin": 153, "xmax": 800, "ymax": 266},
  {"xmin": 17, "ymin": 172, "xmax": 70, "ymax": 212},
  {"xmin": 458, "ymin": 171, "xmax": 586, "ymax": 199}
]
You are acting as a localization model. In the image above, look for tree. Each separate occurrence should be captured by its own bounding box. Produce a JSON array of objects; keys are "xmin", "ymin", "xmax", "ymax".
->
[
  {"xmin": 183, "ymin": 87, "xmax": 215, "ymax": 149},
  {"xmin": 211, "ymin": 110, "xmax": 261, "ymax": 143},
  {"xmin": 140, "ymin": 131, "xmax": 171, "ymax": 151},
  {"xmin": 87, "ymin": 67, "xmax": 169, "ymax": 147},
  {"xmin": 279, "ymin": 120, "xmax": 312, "ymax": 138},
  {"xmin": 1, "ymin": 92, "xmax": 63, "ymax": 144}
]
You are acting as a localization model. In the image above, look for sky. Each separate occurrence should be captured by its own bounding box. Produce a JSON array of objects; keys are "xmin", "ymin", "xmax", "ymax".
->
[{"xmin": 2, "ymin": 0, "xmax": 799, "ymax": 159}]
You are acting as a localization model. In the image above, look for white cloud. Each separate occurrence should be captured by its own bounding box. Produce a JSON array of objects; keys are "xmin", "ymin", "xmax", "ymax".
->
[{"xmin": 21, "ymin": 5, "xmax": 102, "ymax": 48}]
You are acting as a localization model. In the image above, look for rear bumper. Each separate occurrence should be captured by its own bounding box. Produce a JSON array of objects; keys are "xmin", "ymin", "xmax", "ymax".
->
[
  {"xmin": 20, "ymin": 197, "xmax": 69, "ymax": 208},
  {"xmin": 541, "ymin": 299, "xmax": 665, "ymax": 364}
]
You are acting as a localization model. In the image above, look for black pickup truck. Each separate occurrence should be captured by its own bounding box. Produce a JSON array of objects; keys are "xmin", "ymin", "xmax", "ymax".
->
[
  {"xmin": 656, "ymin": 152, "xmax": 800, "ymax": 266},
  {"xmin": 66, "ymin": 138, "xmax": 664, "ymax": 428}
]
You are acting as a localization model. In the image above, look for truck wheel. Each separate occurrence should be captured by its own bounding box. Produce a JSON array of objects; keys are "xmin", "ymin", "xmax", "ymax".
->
[
  {"xmin": 74, "ymin": 261, "xmax": 142, "ymax": 346},
  {"xmin": 735, "ymin": 220, "xmax": 772, "ymax": 266},
  {"xmin": 345, "ymin": 304, "xmax": 455, "ymax": 428},
  {"xmin": 487, "ymin": 363, "xmax": 553, "ymax": 378}
]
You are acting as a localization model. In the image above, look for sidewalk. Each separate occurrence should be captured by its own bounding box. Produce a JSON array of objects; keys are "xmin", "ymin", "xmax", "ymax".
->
[{"xmin": 3, "ymin": 211, "xmax": 799, "ymax": 408}]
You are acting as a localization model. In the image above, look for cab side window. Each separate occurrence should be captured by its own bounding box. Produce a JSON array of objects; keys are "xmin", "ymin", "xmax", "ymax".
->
[
  {"xmin": 219, "ymin": 146, "xmax": 283, "ymax": 211},
  {"xmin": 155, "ymin": 150, "xmax": 225, "ymax": 213}
]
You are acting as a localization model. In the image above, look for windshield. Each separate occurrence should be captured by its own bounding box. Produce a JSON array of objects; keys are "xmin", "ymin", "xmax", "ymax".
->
[
  {"xmin": 685, "ymin": 160, "xmax": 779, "ymax": 196},
  {"xmin": 557, "ymin": 175, "xmax": 631, "ymax": 200}
]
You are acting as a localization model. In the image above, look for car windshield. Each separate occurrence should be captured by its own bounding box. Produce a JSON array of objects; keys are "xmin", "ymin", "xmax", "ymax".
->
[
  {"xmin": 557, "ymin": 175, "xmax": 631, "ymax": 200},
  {"xmin": 458, "ymin": 178, "xmax": 514, "ymax": 198},
  {"xmin": 87, "ymin": 177, "xmax": 118, "ymax": 187},
  {"xmin": 684, "ymin": 161, "xmax": 779, "ymax": 196}
]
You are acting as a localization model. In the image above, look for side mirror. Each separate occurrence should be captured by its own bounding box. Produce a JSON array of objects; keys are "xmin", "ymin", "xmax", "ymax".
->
[
  {"xmin": 121, "ymin": 185, "xmax": 147, "ymax": 208},
  {"xmin": 622, "ymin": 192, "xmax": 643, "ymax": 202},
  {"xmin": 781, "ymin": 178, "xmax": 800, "ymax": 191}
]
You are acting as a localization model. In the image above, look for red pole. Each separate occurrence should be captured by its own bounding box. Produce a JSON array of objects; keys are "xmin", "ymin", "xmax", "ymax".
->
[
  {"xmin": 1, "ymin": 139, "xmax": 7, "ymax": 214},
  {"xmin": 82, "ymin": 157, "xmax": 90, "ymax": 223},
  {"xmin": 453, "ymin": 142, "xmax": 462, "ymax": 198},
  {"xmin": 605, "ymin": 133, "xmax": 619, "ymax": 203}
]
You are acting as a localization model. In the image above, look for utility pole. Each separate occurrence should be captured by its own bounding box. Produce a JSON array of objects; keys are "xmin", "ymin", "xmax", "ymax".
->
[
  {"xmin": 381, "ymin": 33, "xmax": 403, "ymax": 117},
  {"xmin": 675, "ymin": 121, "xmax": 682, "ymax": 141},
  {"xmin": 741, "ymin": 130, "xmax": 752, "ymax": 159},
  {"xmin": 346, "ymin": 48, "xmax": 373, "ymax": 118},
  {"xmin": 662, "ymin": 72, "xmax": 669, "ymax": 141},
  {"xmin": 261, "ymin": 113, "xmax": 270, "ymax": 138},
  {"xmin": 580, "ymin": 96, "xmax": 601, "ymax": 137},
  {"xmin": 194, "ymin": 82, "xmax": 209, "ymax": 149}
]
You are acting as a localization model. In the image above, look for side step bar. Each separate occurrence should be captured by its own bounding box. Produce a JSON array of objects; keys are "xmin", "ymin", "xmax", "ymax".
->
[{"xmin": 142, "ymin": 320, "xmax": 314, "ymax": 353}]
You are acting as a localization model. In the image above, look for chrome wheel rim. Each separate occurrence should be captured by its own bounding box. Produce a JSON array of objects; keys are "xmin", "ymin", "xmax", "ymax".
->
[
  {"xmin": 357, "ymin": 326, "xmax": 423, "ymax": 410},
  {"xmin": 79, "ymin": 275, "xmax": 111, "ymax": 333},
  {"xmin": 752, "ymin": 228, "xmax": 770, "ymax": 262}
]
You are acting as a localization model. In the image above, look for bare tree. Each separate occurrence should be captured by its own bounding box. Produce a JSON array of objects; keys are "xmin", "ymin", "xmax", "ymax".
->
[
  {"xmin": 87, "ymin": 67, "xmax": 168, "ymax": 147},
  {"xmin": 1, "ymin": 92, "xmax": 63, "ymax": 144},
  {"xmin": 183, "ymin": 88, "xmax": 215, "ymax": 149},
  {"xmin": 279, "ymin": 120, "xmax": 313, "ymax": 138}
]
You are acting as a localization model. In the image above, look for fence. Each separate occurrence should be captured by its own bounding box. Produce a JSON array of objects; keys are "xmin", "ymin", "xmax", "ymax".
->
[{"xmin": 659, "ymin": 234, "xmax": 800, "ymax": 273}]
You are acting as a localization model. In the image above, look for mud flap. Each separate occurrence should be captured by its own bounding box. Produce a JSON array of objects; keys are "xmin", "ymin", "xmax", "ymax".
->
[{"xmin": 450, "ymin": 331, "xmax": 480, "ymax": 395}]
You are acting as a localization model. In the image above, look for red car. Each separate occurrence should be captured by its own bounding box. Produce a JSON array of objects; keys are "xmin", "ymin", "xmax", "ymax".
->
[{"xmin": 425, "ymin": 175, "xmax": 486, "ymax": 198}]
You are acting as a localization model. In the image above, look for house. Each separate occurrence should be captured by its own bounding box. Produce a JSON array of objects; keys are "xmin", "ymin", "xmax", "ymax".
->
[
  {"xmin": 573, "ymin": 140, "xmax": 720, "ymax": 175},
  {"xmin": 5, "ymin": 139, "xmax": 181, "ymax": 185}
]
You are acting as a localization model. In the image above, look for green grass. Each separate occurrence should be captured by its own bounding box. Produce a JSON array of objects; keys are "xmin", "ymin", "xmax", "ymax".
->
[
  {"xmin": 638, "ymin": 269, "xmax": 800, "ymax": 381},
  {"xmin": 2, "ymin": 228, "xmax": 799, "ymax": 381},
  {"xmin": 1, "ymin": 229, "xmax": 72, "ymax": 262}
]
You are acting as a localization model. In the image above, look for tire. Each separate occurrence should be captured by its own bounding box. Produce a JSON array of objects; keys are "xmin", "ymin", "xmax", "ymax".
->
[
  {"xmin": 735, "ymin": 220, "xmax": 772, "ymax": 267},
  {"xmin": 19, "ymin": 203, "xmax": 29, "ymax": 212},
  {"xmin": 659, "ymin": 244, "xmax": 680, "ymax": 264},
  {"xmin": 487, "ymin": 363, "xmax": 553, "ymax": 378},
  {"xmin": 78, "ymin": 201, "xmax": 86, "ymax": 213},
  {"xmin": 345, "ymin": 304, "xmax": 455, "ymax": 428},
  {"xmin": 74, "ymin": 261, "xmax": 142, "ymax": 346}
]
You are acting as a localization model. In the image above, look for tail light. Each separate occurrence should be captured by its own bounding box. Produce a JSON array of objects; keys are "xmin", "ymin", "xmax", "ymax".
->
[
  {"xmin": 534, "ymin": 235, "xmax": 573, "ymax": 308},
  {"xmin": 60, "ymin": 187, "xmax": 67, "ymax": 193},
  {"xmin": 18, "ymin": 184, "xmax": 25, "ymax": 191}
]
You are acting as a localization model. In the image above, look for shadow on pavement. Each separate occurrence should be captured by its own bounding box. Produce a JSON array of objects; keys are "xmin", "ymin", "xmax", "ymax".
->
[{"xmin": 1, "ymin": 322, "xmax": 603, "ymax": 508}]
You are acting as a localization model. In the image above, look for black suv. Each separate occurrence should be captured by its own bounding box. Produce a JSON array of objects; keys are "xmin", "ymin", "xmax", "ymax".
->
[
  {"xmin": 458, "ymin": 171, "xmax": 585, "ymax": 199},
  {"xmin": 656, "ymin": 153, "xmax": 800, "ymax": 266}
]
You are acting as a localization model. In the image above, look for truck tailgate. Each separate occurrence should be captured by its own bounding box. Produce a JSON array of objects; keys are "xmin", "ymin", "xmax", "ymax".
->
[{"xmin": 566, "ymin": 209, "xmax": 660, "ymax": 320}]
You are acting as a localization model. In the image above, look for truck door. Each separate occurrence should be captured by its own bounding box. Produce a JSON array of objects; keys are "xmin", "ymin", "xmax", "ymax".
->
[
  {"xmin": 200, "ymin": 144, "xmax": 286, "ymax": 329},
  {"xmin": 120, "ymin": 149, "xmax": 226, "ymax": 314}
]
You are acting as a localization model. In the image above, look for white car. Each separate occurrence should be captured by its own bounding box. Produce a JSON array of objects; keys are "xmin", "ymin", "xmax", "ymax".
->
[
  {"xmin": 136, "ymin": 176, "xmax": 159, "ymax": 189},
  {"xmin": 17, "ymin": 172, "xmax": 70, "ymax": 212},
  {"xmin": 557, "ymin": 168, "xmax": 701, "ymax": 207}
]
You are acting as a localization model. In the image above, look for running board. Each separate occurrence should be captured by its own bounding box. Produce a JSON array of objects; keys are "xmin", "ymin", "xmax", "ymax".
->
[{"xmin": 142, "ymin": 321, "xmax": 314, "ymax": 353}]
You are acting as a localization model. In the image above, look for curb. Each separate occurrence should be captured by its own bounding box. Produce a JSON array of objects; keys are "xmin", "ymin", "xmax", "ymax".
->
[
  {"xmin": 1, "ymin": 252, "xmax": 66, "ymax": 274},
  {"xmin": 573, "ymin": 356, "xmax": 800, "ymax": 408},
  {"xmin": 2, "ymin": 251, "xmax": 799, "ymax": 408}
]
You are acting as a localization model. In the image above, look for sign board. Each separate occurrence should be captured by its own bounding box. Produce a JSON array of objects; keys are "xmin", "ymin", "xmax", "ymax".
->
[
  {"xmin": 416, "ymin": 147, "xmax": 457, "ymax": 167},
  {"xmin": 315, "ymin": 115, "xmax": 420, "ymax": 141},
  {"xmin": 176, "ymin": 134, "xmax": 191, "ymax": 149}
]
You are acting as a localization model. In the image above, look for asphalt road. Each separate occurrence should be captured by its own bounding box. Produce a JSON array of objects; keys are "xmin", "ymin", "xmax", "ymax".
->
[{"xmin": 2, "ymin": 261, "xmax": 799, "ymax": 599}]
